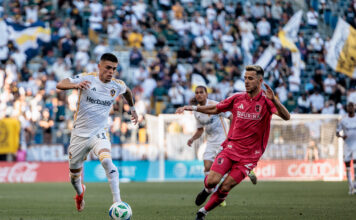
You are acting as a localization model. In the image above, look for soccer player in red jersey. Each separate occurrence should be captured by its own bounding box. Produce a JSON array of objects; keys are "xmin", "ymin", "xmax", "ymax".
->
[{"xmin": 176, "ymin": 65, "xmax": 290, "ymax": 220}]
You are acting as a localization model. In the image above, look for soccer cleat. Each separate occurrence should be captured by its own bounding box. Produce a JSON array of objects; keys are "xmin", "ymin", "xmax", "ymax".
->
[
  {"xmin": 74, "ymin": 185, "xmax": 86, "ymax": 212},
  {"xmin": 195, "ymin": 188, "xmax": 211, "ymax": 206},
  {"xmin": 219, "ymin": 200, "xmax": 227, "ymax": 207},
  {"xmin": 195, "ymin": 211, "xmax": 206, "ymax": 220},
  {"xmin": 248, "ymin": 170, "xmax": 257, "ymax": 185},
  {"xmin": 348, "ymin": 187, "xmax": 355, "ymax": 195}
]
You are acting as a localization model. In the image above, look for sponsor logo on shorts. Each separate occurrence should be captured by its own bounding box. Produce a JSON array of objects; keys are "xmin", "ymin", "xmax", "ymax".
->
[
  {"xmin": 227, "ymin": 145, "xmax": 232, "ymax": 149},
  {"xmin": 217, "ymin": 158, "xmax": 224, "ymax": 165}
]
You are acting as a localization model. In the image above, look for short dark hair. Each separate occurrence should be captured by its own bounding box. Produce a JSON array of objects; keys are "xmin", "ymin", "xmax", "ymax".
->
[
  {"xmin": 100, "ymin": 53, "xmax": 118, "ymax": 63},
  {"xmin": 245, "ymin": 65, "xmax": 264, "ymax": 77},
  {"xmin": 195, "ymin": 85, "xmax": 207, "ymax": 93}
]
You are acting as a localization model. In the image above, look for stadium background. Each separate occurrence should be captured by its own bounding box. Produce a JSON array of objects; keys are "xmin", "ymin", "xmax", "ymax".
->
[
  {"xmin": 1, "ymin": 0, "xmax": 356, "ymax": 219},
  {"xmin": 1, "ymin": 0, "xmax": 355, "ymax": 181}
]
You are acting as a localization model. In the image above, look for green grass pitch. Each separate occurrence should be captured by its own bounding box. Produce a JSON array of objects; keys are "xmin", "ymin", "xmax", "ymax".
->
[{"xmin": 0, "ymin": 181, "xmax": 355, "ymax": 220}]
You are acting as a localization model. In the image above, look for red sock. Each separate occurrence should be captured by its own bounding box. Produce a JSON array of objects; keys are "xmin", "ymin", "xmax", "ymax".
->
[
  {"xmin": 204, "ymin": 188, "xmax": 229, "ymax": 211},
  {"xmin": 204, "ymin": 175, "xmax": 215, "ymax": 192}
]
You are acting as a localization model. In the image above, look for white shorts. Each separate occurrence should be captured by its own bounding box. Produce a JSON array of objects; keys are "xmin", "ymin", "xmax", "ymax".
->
[
  {"xmin": 344, "ymin": 147, "xmax": 356, "ymax": 162},
  {"xmin": 203, "ymin": 144, "xmax": 222, "ymax": 162},
  {"xmin": 68, "ymin": 129, "xmax": 111, "ymax": 169}
]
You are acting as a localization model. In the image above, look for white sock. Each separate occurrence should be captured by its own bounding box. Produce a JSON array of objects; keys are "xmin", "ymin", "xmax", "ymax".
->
[
  {"xmin": 70, "ymin": 172, "xmax": 83, "ymax": 195},
  {"xmin": 347, "ymin": 167, "xmax": 353, "ymax": 188},
  {"xmin": 101, "ymin": 156, "xmax": 121, "ymax": 203},
  {"xmin": 205, "ymin": 187, "xmax": 214, "ymax": 193},
  {"xmin": 199, "ymin": 207, "xmax": 207, "ymax": 214}
]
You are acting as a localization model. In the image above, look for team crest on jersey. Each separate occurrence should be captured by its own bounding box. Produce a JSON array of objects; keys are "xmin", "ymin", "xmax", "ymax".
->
[
  {"xmin": 217, "ymin": 158, "xmax": 224, "ymax": 165},
  {"xmin": 110, "ymin": 89, "xmax": 116, "ymax": 97},
  {"xmin": 255, "ymin": 104, "xmax": 261, "ymax": 113}
]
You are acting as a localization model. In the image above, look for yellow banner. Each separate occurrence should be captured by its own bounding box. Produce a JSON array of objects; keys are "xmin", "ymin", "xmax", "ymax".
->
[
  {"xmin": 336, "ymin": 26, "xmax": 356, "ymax": 77},
  {"xmin": 278, "ymin": 30, "xmax": 298, "ymax": 52},
  {"xmin": 0, "ymin": 118, "xmax": 20, "ymax": 154}
]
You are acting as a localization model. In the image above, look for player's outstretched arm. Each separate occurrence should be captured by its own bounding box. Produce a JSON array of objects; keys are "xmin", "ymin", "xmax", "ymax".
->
[
  {"xmin": 176, "ymin": 104, "xmax": 219, "ymax": 115},
  {"xmin": 187, "ymin": 127, "xmax": 204, "ymax": 147},
  {"xmin": 264, "ymin": 83, "xmax": 290, "ymax": 121},
  {"xmin": 123, "ymin": 87, "xmax": 138, "ymax": 125},
  {"xmin": 56, "ymin": 78, "xmax": 91, "ymax": 90}
]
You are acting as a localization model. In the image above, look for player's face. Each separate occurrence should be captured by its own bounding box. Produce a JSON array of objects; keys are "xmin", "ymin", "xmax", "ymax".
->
[
  {"xmin": 347, "ymin": 102, "xmax": 355, "ymax": 114},
  {"xmin": 98, "ymin": 60, "xmax": 117, "ymax": 83},
  {"xmin": 195, "ymin": 87, "xmax": 207, "ymax": 104},
  {"xmin": 244, "ymin": 71, "xmax": 262, "ymax": 93}
]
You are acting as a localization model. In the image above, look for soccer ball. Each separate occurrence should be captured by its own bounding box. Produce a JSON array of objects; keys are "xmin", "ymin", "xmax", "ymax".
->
[{"xmin": 109, "ymin": 201, "xmax": 132, "ymax": 220}]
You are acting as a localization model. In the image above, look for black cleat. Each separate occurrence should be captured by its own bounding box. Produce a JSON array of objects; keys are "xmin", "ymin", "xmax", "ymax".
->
[
  {"xmin": 195, "ymin": 189, "xmax": 211, "ymax": 206},
  {"xmin": 248, "ymin": 170, "xmax": 257, "ymax": 185},
  {"xmin": 195, "ymin": 211, "xmax": 206, "ymax": 220}
]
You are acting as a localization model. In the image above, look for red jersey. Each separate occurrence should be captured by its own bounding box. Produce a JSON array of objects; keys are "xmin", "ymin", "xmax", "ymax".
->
[{"xmin": 216, "ymin": 90, "xmax": 277, "ymax": 161}]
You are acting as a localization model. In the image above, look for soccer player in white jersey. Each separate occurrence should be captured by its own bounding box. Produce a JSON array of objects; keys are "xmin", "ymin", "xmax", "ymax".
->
[
  {"xmin": 336, "ymin": 102, "xmax": 356, "ymax": 195},
  {"xmin": 188, "ymin": 86, "xmax": 257, "ymax": 207},
  {"xmin": 56, "ymin": 53, "xmax": 138, "ymax": 211}
]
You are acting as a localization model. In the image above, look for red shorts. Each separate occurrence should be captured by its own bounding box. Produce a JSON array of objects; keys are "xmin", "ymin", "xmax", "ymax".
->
[{"xmin": 211, "ymin": 149, "xmax": 258, "ymax": 183}]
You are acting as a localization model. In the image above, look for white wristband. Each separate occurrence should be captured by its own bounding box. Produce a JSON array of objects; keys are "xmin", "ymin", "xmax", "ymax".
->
[
  {"xmin": 191, "ymin": 105, "xmax": 197, "ymax": 111},
  {"xmin": 130, "ymin": 106, "xmax": 136, "ymax": 112}
]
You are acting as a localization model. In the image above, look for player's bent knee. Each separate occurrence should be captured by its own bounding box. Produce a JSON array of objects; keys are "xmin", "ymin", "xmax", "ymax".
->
[
  {"xmin": 207, "ymin": 172, "xmax": 222, "ymax": 186},
  {"xmin": 220, "ymin": 176, "xmax": 238, "ymax": 192},
  {"xmin": 98, "ymin": 151, "xmax": 111, "ymax": 162}
]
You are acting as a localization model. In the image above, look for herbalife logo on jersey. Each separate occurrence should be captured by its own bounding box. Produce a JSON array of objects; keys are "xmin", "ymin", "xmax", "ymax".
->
[
  {"xmin": 86, "ymin": 96, "xmax": 113, "ymax": 106},
  {"xmin": 238, "ymin": 104, "xmax": 244, "ymax": 109}
]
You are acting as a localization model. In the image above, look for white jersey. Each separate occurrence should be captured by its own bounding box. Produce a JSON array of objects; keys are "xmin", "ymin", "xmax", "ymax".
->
[
  {"xmin": 69, "ymin": 72, "xmax": 127, "ymax": 137},
  {"xmin": 337, "ymin": 114, "xmax": 356, "ymax": 150},
  {"xmin": 194, "ymin": 99, "xmax": 231, "ymax": 145}
]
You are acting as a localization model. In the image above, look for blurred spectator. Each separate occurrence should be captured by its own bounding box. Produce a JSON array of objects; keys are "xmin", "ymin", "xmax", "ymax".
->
[
  {"xmin": 306, "ymin": 7, "xmax": 319, "ymax": 29},
  {"xmin": 309, "ymin": 90, "xmax": 325, "ymax": 113},
  {"xmin": 93, "ymin": 40, "xmax": 110, "ymax": 61},
  {"xmin": 288, "ymin": 73, "xmax": 301, "ymax": 94},
  {"xmin": 298, "ymin": 93, "xmax": 311, "ymax": 113},
  {"xmin": 257, "ymin": 17, "xmax": 271, "ymax": 42},
  {"xmin": 168, "ymin": 82, "xmax": 184, "ymax": 108},
  {"xmin": 172, "ymin": 1, "xmax": 184, "ymax": 19},
  {"xmin": 323, "ymin": 74, "xmax": 337, "ymax": 95},
  {"xmin": 322, "ymin": 100, "xmax": 335, "ymax": 114},
  {"xmin": 107, "ymin": 19, "xmax": 123, "ymax": 48},
  {"xmin": 38, "ymin": 109, "xmax": 54, "ymax": 144},
  {"xmin": 129, "ymin": 47, "xmax": 143, "ymax": 67},
  {"xmin": 11, "ymin": 48, "xmax": 27, "ymax": 70},
  {"xmin": 283, "ymin": 92, "xmax": 298, "ymax": 113},
  {"xmin": 142, "ymin": 31, "xmax": 157, "ymax": 51},
  {"xmin": 128, "ymin": 29, "xmax": 143, "ymax": 48},
  {"xmin": 308, "ymin": 33, "xmax": 324, "ymax": 53}
]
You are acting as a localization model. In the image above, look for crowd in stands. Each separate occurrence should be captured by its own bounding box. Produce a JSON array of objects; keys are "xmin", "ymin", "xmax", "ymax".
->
[{"xmin": 0, "ymin": 0, "xmax": 356, "ymax": 151}]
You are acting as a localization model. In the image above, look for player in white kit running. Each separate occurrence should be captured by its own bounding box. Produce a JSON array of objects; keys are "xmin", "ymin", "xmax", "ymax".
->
[
  {"xmin": 336, "ymin": 102, "xmax": 356, "ymax": 195},
  {"xmin": 56, "ymin": 53, "xmax": 138, "ymax": 211},
  {"xmin": 188, "ymin": 86, "xmax": 257, "ymax": 206}
]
